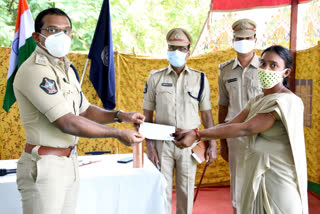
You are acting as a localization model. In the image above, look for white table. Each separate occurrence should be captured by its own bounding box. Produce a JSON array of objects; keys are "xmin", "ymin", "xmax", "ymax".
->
[{"xmin": 0, "ymin": 154, "xmax": 167, "ymax": 214}]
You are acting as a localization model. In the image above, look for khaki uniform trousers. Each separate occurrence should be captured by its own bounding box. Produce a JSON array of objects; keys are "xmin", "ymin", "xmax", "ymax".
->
[
  {"xmin": 16, "ymin": 148, "xmax": 79, "ymax": 214},
  {"xmin": 155, "ymin": 140, "xmax": 197, "ymax": 214},
  {"xmin": 227, "ymin": 137, "xmax": 248, "ymax": 212}
]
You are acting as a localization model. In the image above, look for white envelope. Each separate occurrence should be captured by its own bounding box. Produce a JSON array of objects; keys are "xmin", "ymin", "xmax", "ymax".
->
[{"xmin": 139, "ymin": 122, "xmax": 175, "ymax": 141}]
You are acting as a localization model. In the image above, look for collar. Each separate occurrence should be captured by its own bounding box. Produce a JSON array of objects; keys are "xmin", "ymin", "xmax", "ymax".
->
[
  {"xmin": 166, "ymin": 64, "xmax": 190, "ymax": 75},
  {"xmin": 232, "ymin": 52, "xmax": 260, "ymax": 70},
  {"xmin": 35, "ymin": 46, "xmax": 71, "ymax": 69}
]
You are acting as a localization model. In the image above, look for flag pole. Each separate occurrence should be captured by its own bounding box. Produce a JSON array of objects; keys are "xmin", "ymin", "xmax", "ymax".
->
[{"xmin": 80, "ymin": 58, "xmax": 89, "ymax": 87}]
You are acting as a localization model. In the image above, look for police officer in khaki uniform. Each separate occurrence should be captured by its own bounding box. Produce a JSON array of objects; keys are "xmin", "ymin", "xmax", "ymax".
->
[
  {"xmin": 143, "ymin": 28, "xmax": 217, "ymax": 214},
  {"xmin": 13, "ymin": 8, "xmax": 145, "ymax": 214},
  {"xmin": 218, "ymin": 18, "xmax": 262, "ymax": 214}
]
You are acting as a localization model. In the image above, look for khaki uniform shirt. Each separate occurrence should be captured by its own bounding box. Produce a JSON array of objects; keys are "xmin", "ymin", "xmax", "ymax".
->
[
  {"xmin": 13, "ymin": 46, "xmax": 90, "ymax": 148},
  {"xmin": 143, "ymin": 65, "xmax": 212, "ymax": 129},
  {"xmin": 218, "ymin": 53, "xmax": 262, "ymax": 122}
]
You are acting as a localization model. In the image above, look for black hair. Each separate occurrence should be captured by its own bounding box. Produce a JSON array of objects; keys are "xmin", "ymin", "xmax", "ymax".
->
[
  {"xmin": 34, "ymin": 8, "xmax": 72, "ymax": 33},
  {"xmin": 261, "ymin": 45, "xmax": 292, "ymax": 89}
]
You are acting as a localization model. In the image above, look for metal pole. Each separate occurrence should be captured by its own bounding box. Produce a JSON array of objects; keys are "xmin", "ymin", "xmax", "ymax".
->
[
  {"xmin": 80, "ymin": 58, "xmax": 90, "ymax": 87},
  {"xmin": 289, "ymin": 0, "xmax": 298, "ymax": 92}
]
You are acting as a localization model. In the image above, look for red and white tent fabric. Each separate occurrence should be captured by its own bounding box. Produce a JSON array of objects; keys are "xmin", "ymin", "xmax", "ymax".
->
[
  {"xmin": 192, "ymin": 0, "xmax": 319, "ymax": 56},
  {"xmin": 211, "ymin": 0, "xmax": 310, "ymax": 10}
]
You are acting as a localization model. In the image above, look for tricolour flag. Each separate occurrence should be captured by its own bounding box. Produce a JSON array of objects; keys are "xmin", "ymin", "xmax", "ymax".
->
[
  {"xmin": 88, "ymin": 0, "xmax": 115, "ymax": 110},
  {"xmin": 3, "ymin": 0, "xmax": 36, "ymax": 112}
]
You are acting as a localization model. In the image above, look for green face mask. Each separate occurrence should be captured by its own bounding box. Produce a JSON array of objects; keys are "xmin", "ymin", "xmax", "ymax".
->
[{"xmin": 258, "ymin": 68, "xmax": 287, "ymax": 89}]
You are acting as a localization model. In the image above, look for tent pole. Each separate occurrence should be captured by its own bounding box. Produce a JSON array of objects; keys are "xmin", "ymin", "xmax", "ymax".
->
[
  {"xmin": 80, "ymin": 58, "xmax": 89, "ymax": 87},
  {"xmin": 289, "ymin": 0, "xmax": 298, "ymax": 92},
  {"xmin": 191, "ymin": 8, "xmax": 211, "ymax": 56}
]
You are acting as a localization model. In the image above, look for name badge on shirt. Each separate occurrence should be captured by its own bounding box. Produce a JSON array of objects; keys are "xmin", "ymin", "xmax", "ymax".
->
[
  {"xmin": 161, "ymin": 83, "xmax": 173, "ymax": 87},
  {"xmin": 227, "ymin": 78, "xmax": 238, "ymax": 83}
]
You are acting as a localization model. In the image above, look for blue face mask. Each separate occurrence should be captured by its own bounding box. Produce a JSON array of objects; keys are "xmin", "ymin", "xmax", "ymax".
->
[{"xmin": 167, "ymin": 50, "xmax": 188, "ymax": 67}]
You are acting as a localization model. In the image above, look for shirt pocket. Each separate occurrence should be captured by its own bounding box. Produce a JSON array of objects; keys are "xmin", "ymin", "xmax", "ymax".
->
[
  {"xmin": 59, "ymin": 79, "xmax": 75, "ymax": 113},
  {"xmin": 156, "ymin": 86, "xmax": 174, "ymax": 104},
  {"xmin": 245, "ymin": 71, "xmax": 262, "ymax": 99},
  {"xmin": 225, "ymin": 81, "xmax": 239, "ymax": 103},
  {"xmin": 184, "ymin": 87, "xmax": 199, "ymax": 117},
  {"xmin": 59, "ymin": 79, "xmax": 72, "ymax": 98},
  {"xmin": 248, "ymin": 81, "xmax": 262, "ymax": 99}
]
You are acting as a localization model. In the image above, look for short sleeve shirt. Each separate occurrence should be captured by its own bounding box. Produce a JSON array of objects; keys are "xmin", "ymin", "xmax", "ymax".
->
[
  {"xmin": 218, "ymin": 53, "xmax": 263, "ymax": 121},
  {"xmin": 142, "ymin": 65, "xmax": 212, "ymax": 129},
  {"xmin": 13, "ymin": 46, "xmax": 90, "ymax": 148}
]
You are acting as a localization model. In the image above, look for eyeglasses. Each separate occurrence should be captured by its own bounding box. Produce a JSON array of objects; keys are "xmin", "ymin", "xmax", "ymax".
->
[
  {"xmin": 234, "ymin": 37, "xmax": 255, "ymax": 41},
  {"xmin": 168, "ymin": 46, "xmax": 189, "ymax": 52},
  {"xmin": 41, "ymin": 27, "xmax": 72, "ymax": 35}
]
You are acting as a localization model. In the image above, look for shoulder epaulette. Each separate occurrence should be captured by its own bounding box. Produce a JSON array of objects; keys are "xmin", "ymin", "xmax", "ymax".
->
[
  {"xmin": 150, "ymin": 67, "xmax": 167, "ymax": 75},
  {"xmin": 219, "ymin": 59, "xmax": 235, "ymax": 70},
  {"xmin": 188, "ymin": 68, "xmax": 201, "ymax": 74},
  {"xmin": 35, "ymin": 53, "xmax": 49, "ymax": 66}
]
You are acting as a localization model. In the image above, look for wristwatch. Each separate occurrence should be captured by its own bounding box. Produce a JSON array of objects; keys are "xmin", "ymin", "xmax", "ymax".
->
[{"xmin": 114, "ymin": 110, "xmax": 123, "ymax": 123}]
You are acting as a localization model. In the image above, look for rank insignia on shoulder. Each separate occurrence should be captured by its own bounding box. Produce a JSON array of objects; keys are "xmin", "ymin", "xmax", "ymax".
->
[
  {"xmin": 40, "ymin": 77, "xmax": 58, "ymax": 94},
  {"xmin": 161, "ymin": 83, "xmax": 173, "ymax": 87},
  {"xmin": 144, "ymin": 83, "xmax": 148, "ymax": 94},
  {"xmin": 35, "ymin": 54, "xmax": 48, "ymax": 65}
]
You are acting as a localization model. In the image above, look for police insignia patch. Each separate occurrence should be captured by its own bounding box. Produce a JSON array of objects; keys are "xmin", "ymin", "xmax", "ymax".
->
[{"xmin": 40, "ymin": 77, "xmax": 58, "ymax": 94}]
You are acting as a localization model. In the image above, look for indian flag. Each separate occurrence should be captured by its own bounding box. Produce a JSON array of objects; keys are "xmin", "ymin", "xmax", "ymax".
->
[{"xmin": 2, "ymin": 0, "xmax": 36, "ymax": 112}]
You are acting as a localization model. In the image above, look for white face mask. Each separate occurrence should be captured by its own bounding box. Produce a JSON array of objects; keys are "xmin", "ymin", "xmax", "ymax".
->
[
  {"xmin": 233, "ymin": 40, "xmax": 255, "ymax": 54},
  {"xmin": 167, "ymin": 50, "xmax": 187, "ymax": 67},
  {"xmin": 258, "ymin": 68, "xmax": 287, "ymax": 89},
  {"xmin": 39, "ymin": 32, "xmax": 71, "ymax": 57}
]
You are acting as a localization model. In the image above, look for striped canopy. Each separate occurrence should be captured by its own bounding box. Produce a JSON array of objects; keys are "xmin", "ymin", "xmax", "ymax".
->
[{"xmin": 211, "ymin": 0, "xmax": 311, "ymax": 10}]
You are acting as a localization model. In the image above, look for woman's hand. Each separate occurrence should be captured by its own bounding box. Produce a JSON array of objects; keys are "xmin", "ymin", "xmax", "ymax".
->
[{"xmin": 173, "ymin": 128, "xmax": 197, "ymax": 149}]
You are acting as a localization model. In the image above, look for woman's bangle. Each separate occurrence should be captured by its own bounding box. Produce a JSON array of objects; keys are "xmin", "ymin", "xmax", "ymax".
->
[{"xmin": 193, "ymin": 128, "xmax": 201, "ymax": 142}]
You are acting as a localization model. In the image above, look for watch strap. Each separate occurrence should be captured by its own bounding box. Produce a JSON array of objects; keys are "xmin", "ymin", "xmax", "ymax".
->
[{"xmin": 114, "ymin": 110, "xmax": 123, "ymax": 123}]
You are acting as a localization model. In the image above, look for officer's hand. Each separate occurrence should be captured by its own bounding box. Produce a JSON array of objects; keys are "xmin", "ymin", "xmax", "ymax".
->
[
  {"xmin": 146, "ymin": 139, "xmax": 159, "ymax": 166},
  {"xmin": 220, "ymin": 139, "xmax": 229, "ymax": 162},
  {"xmin": 206, "ymin": 140, "xmax": 217, "ymax": 166},
  {"xmin": 120, "ymin": 112, "xmax": 145, "ymax": 124},
  {"xmin": 117, "ymin": 129, "xmax": 144, "ymax": 146},
  {"xmin": 173, "ymin": 128, "xmax": 196, "ymax": 149}
]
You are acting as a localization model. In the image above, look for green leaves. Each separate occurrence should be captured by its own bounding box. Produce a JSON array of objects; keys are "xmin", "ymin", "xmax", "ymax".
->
[{"xmin": 1, "ymin": 0, "xmax": 209, "ymax": 56}]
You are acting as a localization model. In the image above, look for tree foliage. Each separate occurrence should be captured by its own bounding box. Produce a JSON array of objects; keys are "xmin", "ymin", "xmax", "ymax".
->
[{"xmin": 0, "ymin": 0, "xmax": 209, "ymax": 56}]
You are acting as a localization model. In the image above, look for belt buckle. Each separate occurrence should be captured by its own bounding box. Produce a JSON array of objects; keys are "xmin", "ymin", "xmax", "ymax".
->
[{"xmin": 69, "ymin": 145, "xmax": 77, "ymax": 157}]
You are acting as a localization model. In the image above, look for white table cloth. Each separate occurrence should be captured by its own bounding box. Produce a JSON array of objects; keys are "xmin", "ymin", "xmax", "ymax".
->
[{"xmin": 0, "ymin": 153, "xmax": 167, "ymax": 214}]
